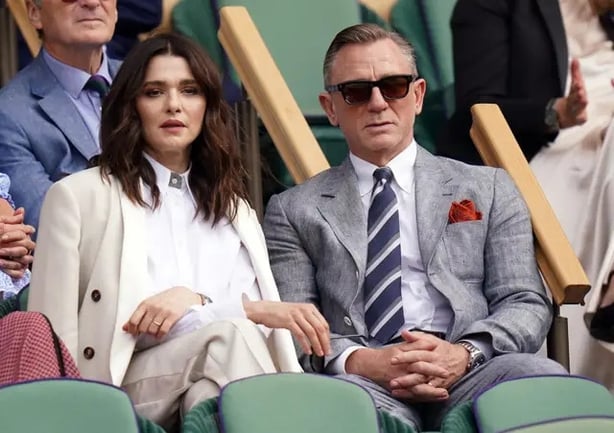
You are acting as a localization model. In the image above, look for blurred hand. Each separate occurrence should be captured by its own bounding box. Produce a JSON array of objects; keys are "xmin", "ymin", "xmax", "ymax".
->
[
  {"xmin": 0, "ymin": 208, "xmax": 35, "ymax": 278},
  {"xmin": 554, "ymin": 59, "xmax": 588, "ymax": 129},
  {"xmin": 122, "ymin": 286, "xmax": 201, "ymax": 339},
  {"xmin": 243, "ymin": 300, "xmax": 331, "ymax": 357}
]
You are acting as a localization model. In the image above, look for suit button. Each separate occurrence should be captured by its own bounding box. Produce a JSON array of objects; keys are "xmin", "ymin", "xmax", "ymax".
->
[
  {"xmin": 91, "ymin": 290, "xmax": 101, "ymax": 302},
  {"xmin": 344, "ymin": 316, "xmax": 352, "ymax": 327},
  {"xmin": 83, "ymin": 347, "xmax": 95, "ymax": 360}
]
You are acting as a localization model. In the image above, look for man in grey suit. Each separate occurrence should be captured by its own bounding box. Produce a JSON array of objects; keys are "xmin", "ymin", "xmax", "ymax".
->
[
  {"xmin": 263, "ymin": 24, "xmax": 567, "ymax": 431},
  {"xmin": 0, "ymin": 0, "xmax": 121, "ymax": 229}
]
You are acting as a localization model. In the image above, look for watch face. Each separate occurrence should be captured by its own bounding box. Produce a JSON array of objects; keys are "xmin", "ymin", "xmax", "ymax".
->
[{"xmin": 473, "ymin": 353, "xmax": 486, "ymax": 369}]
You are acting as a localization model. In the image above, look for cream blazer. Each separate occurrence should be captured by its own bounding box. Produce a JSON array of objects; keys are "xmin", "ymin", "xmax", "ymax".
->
[{"xmin": 28, "ymin": 167, "xmax": 301, "ymax": 385}]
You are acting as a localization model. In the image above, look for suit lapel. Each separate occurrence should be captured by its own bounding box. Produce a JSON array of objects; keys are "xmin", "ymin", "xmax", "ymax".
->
[
  {"xmin": 536, "ymin": 0, "xmax": 568, "ymax": 93},
  {"xmin": 30, "ymin": 56, "xmax": 99, "ymax": 161},
  {"xmin": 414, "ymin": 147, "xmax": 458, "ymax": 268},
  {"xmin": 316, "ymin": 159, "xmax": 367, "ymax": 277},
  {"xmin": 109, "ymin": 179, "xmax": 148, "ymax": 385}
]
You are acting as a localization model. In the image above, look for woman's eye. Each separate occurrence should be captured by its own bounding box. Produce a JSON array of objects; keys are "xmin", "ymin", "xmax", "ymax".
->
[
  {"xmin": 144, "ymin": 88, "xmax": 162, "ymax": 97},
  {"xmin": 182, "ymin": 87, "xmax": 201, "ymax": 95}
]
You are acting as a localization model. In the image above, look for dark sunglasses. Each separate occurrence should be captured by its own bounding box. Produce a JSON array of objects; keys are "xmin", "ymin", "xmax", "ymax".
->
[{"xmin": 325, "ymin": 74, "xmax": 416, "ymax": 105}]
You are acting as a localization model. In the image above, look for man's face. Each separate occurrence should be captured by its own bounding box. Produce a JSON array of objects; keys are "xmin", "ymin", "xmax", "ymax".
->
[
  {"xmin": 28, "ymin": 0, "xmax": 117, "ymax": 52},
  {"xmin": 319, "ymin": 38, "xmax": 426, "ymax": 166}
]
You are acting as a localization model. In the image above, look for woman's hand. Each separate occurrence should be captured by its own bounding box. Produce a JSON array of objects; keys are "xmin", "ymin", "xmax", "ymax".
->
[
  {"xmin": 122, "ymin": 286, "xmax": 201, "ymax": 339},
  {"xmin": 243, "ymin": 299, "xmax": 331, "ymax": 357}
]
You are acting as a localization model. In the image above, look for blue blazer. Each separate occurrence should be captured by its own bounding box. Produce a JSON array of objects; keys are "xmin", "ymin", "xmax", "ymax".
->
[{"xmin": 0, "ymin": 54, "xmax": 122, "ymax": 229}]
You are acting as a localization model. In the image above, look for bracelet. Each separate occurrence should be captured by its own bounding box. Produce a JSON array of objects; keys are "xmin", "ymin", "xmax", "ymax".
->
[{"xmin": 198, "ymin": 293, "xmax": 213, "ymax": 305}]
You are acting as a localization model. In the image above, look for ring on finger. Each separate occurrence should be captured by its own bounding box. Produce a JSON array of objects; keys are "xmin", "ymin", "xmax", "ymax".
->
[{"xmin": 152, "ymin": 320, "xmax": 162, "ymax": 327}]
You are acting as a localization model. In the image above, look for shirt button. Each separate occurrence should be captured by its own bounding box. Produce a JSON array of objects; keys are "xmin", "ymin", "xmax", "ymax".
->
[
  {"xmin": 344, "ymin": 316, "xmax": 352, "ymax": 327},
  {"xmin": 83, "ymin": 347, "xmax": 95, "ymax": 360},
  {"xmin": 91, "ymin": 290, "xmax": 101, "ymax": 302}
]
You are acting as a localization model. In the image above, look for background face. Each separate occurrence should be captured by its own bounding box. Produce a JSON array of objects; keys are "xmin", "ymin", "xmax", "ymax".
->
[
  {"xmin": 319, "ymin": 38, "xmax": 426, "ymax": 166},
  {"xmin": 30, "ymin": 0, "xmax": 118, "ymax": 53},
  {"xmin": 136, "ymin": 55, "xmax": 207, "ymax": 170}
]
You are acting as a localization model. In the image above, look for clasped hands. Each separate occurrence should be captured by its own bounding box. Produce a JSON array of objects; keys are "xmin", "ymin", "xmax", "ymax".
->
[
  {"xmin": 122, "ymin": 286, "xmax": 332, "ymax": 358},
  {"xmin": 347, "ymin": 330, "xmax": 470, "ymax": 403},
  {"xmin": 0, "ymin": 208, "xmax": 35, "ymax": 279}
]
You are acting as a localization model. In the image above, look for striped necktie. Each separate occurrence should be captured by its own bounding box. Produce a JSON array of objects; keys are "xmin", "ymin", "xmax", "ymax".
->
[
  {"xmin": 84, "ymin": 75, "xmax": 110, "ymax": 98},
  {"xmin": 364, "ymin": 167, "xmax": 404, "ymax": 343}
]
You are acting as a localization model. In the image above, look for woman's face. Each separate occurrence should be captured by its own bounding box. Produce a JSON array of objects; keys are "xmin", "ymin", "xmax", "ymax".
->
[{"xmin": 136, "ymin": 54, "xmax": 207, "ymax": 172}]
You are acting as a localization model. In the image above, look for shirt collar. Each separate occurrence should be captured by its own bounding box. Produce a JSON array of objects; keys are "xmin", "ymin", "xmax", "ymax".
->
[
  {"xmin": 349, "ymin": 141, "xmax": 417, "ymax": 198},
  {"xmin": 42, "ymin": 47, "xmax": 113, "ymax": 99},
  {"xmin": 143, "ymin": 152, "xmax": 194, "ymax": 201}
]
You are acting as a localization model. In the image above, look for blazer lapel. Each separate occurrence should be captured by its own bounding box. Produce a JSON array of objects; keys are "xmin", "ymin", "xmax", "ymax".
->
[
  {"xmin": 536, "ymin": 0, "xmax": 568, "ymax": 93},
  {"xmin": 316, "ymin": 159, "xmax": 367, "ymax": 278},
  {"xmin": 414, "ymin": 147, "xmax": 458, "ymax": 268},
  {"xmin": 231, "ymin": 200, "xmax": 281, "ymax": 302},
  {"xmin": 109, "ymin": 179, "xmax": 148, "ymax": 385},
  {"xmin": 30, "ymin": 56, "xmax": 99, "ymax": 161}
]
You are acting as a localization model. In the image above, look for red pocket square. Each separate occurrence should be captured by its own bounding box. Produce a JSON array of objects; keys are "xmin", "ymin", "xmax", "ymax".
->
[{"xmin": 448, "ymin": 199, "xmax": 482, "ymax": 223}]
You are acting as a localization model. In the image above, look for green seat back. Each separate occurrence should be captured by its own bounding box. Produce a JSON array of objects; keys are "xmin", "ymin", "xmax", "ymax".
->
[
  {"xmin": 389, "ymin": 0, "xmax": 456, "ymax": 152},
  {"xmin": 172, "ymin": 0, "xmax": 222, "ymax": 68},
  {"xmin": 474, "ymin": 376, "xmax": 614, "ymax": 433},
  {"xmin": 218, "ymin": 373, "xmax": 381, "ymax": 433},
  {"xmin": 0, "ymin": 379, "xmax": 142, "ymax": 433},
  {"xmin": 215, "ymin": 0, "xmax": 360, "ymax": 117},
  {"xmin": 506, "ymin": 417, "xmax": 614, "ymax": 432}
]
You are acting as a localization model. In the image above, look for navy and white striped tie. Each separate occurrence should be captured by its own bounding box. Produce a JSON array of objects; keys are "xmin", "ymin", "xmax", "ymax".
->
[{"xmin": 364, "ymin": 167, "xmax": 404, "ymax": 343}]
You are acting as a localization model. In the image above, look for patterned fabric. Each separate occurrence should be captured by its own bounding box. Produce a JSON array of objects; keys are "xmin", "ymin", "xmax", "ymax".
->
[
  {"xmin": 0, "ymin": 173, "xmax": 14, "ymax": 208},
  {"xmin": 0, "ymin": 312, "xmax": 80, "ymax": 385},
  {"xmin": 83, "ymin": 75, "xmax": 111, "ymax": 98},
  {"xmin": 364, "ymin": 167, "xmax": 404, "ymax": 343},
  {"xmin": 0, "ymin": 173, "xmax": 30, "ymax": 297}
]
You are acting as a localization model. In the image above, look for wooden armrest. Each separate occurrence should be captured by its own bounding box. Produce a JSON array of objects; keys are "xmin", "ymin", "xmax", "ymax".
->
[
  {"xmin": 218, "ymin": 6, "xmax": 329, "ymax": 183},
  {"xmin": 6, "ymin": 0, "xmax": 41, "ymax": 56},
  {"xmin": 470, "ymin": 104, "xmax": 590, "ymax": 305}
]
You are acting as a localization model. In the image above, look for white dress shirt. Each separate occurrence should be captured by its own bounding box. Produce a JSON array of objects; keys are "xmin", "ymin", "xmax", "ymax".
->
[
  {"xmin": 137, "ymin": 154, "xmax": 261, "ymax": 349},
  {"xmin": 330, "ymin": 143, "xmax": 491, "ymax": 373}
]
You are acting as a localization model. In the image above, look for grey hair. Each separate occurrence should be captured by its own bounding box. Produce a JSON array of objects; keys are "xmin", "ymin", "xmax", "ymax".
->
[{"xmin": 323, "ymin": 23, "xmax": 418, "ymax": 86}]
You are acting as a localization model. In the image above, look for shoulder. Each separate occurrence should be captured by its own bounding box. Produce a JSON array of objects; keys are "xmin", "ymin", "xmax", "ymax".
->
[
  {"xmin": 47, "ymin": 167, "xmax": 111, "ymax": 201},
  {"xmin": 273, "ymin": 164, "xmax": 346, "ymax": 203}
]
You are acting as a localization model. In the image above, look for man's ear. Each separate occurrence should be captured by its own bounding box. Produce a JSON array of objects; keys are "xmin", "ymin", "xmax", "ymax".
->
[
  {"xmin": 413, "ymin": 78, "xmax": 427, "ymax": 115},
  {"xmin": 319, "ymin": 92, "xmax": 339, "ymax": 126},
  {"xmin": 26, "ymin": 0, "xmax": 43, "ymax": 30}
]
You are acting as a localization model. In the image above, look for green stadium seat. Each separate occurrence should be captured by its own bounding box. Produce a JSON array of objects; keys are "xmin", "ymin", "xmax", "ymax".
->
[{"xmin": 0, "ymin": 378, "xmax": 165, "ymax": 433}]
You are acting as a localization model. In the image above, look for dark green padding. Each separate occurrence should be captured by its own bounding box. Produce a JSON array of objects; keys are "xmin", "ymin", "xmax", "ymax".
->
[
  {"xmin": 182, "ymin": 397, "xmax": 220, "ymax": 433},
  {"xmin": 0, "ymin": 379, "xmax": 144, "ymax": 433},
  {"xmin": 505, "ymin": 417, "xmax": 614, "ymax": 432},
  {"xmin": 440, "ymin": 400, "xmax": 477, "ymax": 433},
  {"xmin": 474, "ymin": 376, "xmax": 614, "ymax": 433},
  {"xmin": 219, "ymin": 373, "xmax": 380, "ymax": 433}
]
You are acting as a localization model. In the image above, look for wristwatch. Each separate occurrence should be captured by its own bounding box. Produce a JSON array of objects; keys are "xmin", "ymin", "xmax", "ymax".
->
[
  {"xmin": 544, "ymin": 98, "xmax": 560, "ymax": 133},
  {"xmin": 457, "ymin": 341, "xmax": 486, "ymax": 372},
  {"xmin": 197, "ymin": 293, "xmax": 213, "ymax": 305}
]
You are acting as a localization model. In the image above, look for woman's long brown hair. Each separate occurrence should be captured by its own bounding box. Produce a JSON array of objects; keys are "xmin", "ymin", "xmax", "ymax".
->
[{"xmin": 97, "ymin": 33, "xmax": 248, "ymax": 224}]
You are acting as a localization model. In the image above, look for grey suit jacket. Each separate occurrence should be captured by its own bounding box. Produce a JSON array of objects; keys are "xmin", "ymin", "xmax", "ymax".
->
[
  {"xmin": 263, "ymin": 146, "xmax": 552, "ymax": 372},
  {"xmin": 0, "ymin": 54, "xmax": 122, "ymax": 229}
]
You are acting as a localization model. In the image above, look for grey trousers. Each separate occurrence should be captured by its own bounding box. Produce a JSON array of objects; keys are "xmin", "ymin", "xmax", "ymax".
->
[{"xmin": 337, "ymin": 353, "xmax": 567, "ymax": 432}]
